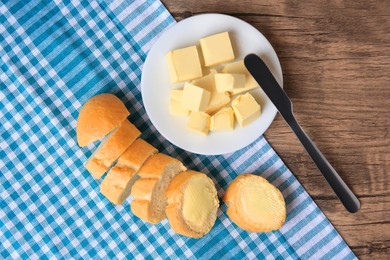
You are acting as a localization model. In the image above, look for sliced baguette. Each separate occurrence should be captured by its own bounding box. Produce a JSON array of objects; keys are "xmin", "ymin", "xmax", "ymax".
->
[
  {"xmin": 223, "ymin": 174, "xmax": 286, "ymax": 232},
  {"xmin": 165, "ymin": 171, "xmax": 219, "ymax": 238},
  {"xmin": 100, "ymin": 167, "xmax": 137, "ymax": 205},
  {"xmin": 130, "ymin": 179, "xmax": 157, "ymax": 200},
  {"xmin": 131, "ymin": 153, "xmax": 186, "ymax": 224},
  {"xmin": 85, "ymin": 120, "xmax": 140, "ymax": 179},
  {"xmin": 100, "ymin": 139, "xmax": 157, "ymax": 205},
  {"xmin": 76, "ymin": 93, "xmax": 129, "ymax": 147},
  {"xmin": 115, "ymin": 139, "xmax": 158, "ymax": 172}
]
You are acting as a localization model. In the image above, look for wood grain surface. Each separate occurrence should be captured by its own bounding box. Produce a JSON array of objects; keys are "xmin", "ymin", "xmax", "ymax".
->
[{"xmin": 162, "ymin": 0, "xmax": 390, "ymax": 258}]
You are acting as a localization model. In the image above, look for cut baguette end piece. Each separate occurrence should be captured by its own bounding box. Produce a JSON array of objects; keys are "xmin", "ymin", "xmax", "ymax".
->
[
  {"xmin": 224, "ymin": 174, "xmax": 286, "ymax": 232},
  {"xmin": 166, "ymin": 171, "xmax": 219, "ymax": 238},
  {"xmin": 76, "ymin": 94, "xmax": 130, "ymax": 147}
]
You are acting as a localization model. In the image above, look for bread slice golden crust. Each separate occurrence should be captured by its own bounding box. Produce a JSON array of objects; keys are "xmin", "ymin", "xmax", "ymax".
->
[
  {"xmin": 100, "ymin": 167, "xmax": 136, "ymax": 205},
  {"xmin": 100, "ymin": 139, "xmax": 157, "ymax": 205},
  {"xmin": 130, "ymin": 153, "xmax": 186, "ymax": 224},
  {"xmin": 130, "ymin": 200, "xmax": 152, "ymax": 222},
  {"xmin": 137, "ymin": 153, "xmax": 183, "ymax": 179},
  {"xmin": 77, "ymin": 93, "xmax": 130, "ymax": 147},
  {"xmin": 117, "ymin": 139, "xmax": 158, "ymax": 172},
  {"xmin": 165, "ymin": 171, "xmax": 219, "ymax": 238},
  {"xmin": 131, "ymin": 179, "xmax": 157, "ymax": 200},
  {"xmin": 85, "ymin": 120, "xmax": 140, "ymax": 179},
  {"xmin": 224, "ymin": 174, "xmax": 286, "ymax": 232}
]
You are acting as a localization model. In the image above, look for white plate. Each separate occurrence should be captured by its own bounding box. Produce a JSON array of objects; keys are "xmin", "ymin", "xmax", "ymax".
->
[{"xmin": 141, "ymin": 14, "xmax": 283, "ymax": 155}]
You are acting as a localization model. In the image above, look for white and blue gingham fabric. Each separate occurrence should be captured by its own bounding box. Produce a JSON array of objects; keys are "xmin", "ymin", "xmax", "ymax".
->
[{"xmin": 0, "ymin": 0, "xmax": 357, "ymax": 259}]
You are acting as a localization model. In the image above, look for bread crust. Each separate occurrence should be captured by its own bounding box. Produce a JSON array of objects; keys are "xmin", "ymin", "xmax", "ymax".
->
[
  {"xmin": 131, "ymin": 200, "xmax": 156, "ymax": 223},
  {"xmin": 224, "ymin": 174, "xmax": 286, "ymax": 232},
  {"xmin": 130, "ymin": 153, "xmax": 186, "ymax": 224},
  {"xmin": 77, "ymin": 94, "xmax": 130, "ymax": 147},
  {"xmin": 85, "ymin": 120, "xmax": 140, "ymax": 179},
  {"xmin": 117, "ymin": 139, "xmax": 158, "ymax": 171},
  {"xmin": 100, "ymin": 139, "xmax": 157, "ymax": 205},
  {"xmin": 165, "ymin": 171, "xmax": 219, "ymax": 238},
  {"xmin": 100, "ymin": 167, "xmax": 136, "ymax": 205},
  {"xmin": 131, "ymin": 179, "xmax": 157, "ymax": 200},
  {"xmin": 137, "ymin": 153, "xmax": 183, "ymax": 179}
]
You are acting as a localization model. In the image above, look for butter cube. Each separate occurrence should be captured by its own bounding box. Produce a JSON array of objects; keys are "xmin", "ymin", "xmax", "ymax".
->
[
  {"xmin": 169, "ymin": 89, "xmax": 190, "ymax": 116},
  {"xmin": 210, "ymin": 107, "xmax": 235, "ymax": 131},
  {"xmin": 170, "ymin": 100, "xmax": 190, "ymax": 116},
  {"xmin": 170, "ymin": 89, "xmax": 183, "ymax": 102},
  {"xmin": 222, "ymin": 60, "xmax": 259, "ymax": 95},
  {"xmin": 200, "ymin": 32, "xmax": 235, "ymax": 66},
  {"xmin": 191, "ymin": 70, "xmax": 231, "ymax": 114},
  {"xmin": 181, "ymin": 82, "xmax": 211, "ymax": 112},
  {"xmin": 232, "ymin": 93, "xmax": 261, "ymax": 127},
  {"xmin": 166, "ymin": 46, "xmax": 202, "ymax": 83},
  {"xmin": 186, "ymin": 112, "xmax": 211, "ymax": 136},
  {"xmin": 214, "ymin": 73, "xmax": 246, "ymax": 93}
]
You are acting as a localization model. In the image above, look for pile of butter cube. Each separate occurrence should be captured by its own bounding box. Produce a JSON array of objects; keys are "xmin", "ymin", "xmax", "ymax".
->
[{"xmin": 166, "ymin": 32, "xmax": 261, "ymax": 136}]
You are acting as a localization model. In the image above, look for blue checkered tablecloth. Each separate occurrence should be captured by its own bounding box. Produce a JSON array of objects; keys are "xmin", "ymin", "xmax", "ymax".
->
[{"xmin": 0, "ymin": 0, "xmax": 357, "ymax": 259}]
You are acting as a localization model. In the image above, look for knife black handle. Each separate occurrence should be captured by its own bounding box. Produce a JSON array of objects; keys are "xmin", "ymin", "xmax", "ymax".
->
[
  {"xmin": 244, "ymin": 54, "xmax": 360, "ymax": 213},
  {"xmin": 288, "ymin": 118, "xmax": 360, "ymax": 213}
]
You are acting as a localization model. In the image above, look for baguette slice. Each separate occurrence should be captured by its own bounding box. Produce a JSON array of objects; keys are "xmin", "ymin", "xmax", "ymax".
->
[
  {"xmin": 77, "ymin": 94, "xmax": 130, "ymax": 147},
  {"xmin": 116, "ymin": 139, "xmax": 158, "ymax": 172},
  {"xmin": 100, "ymin": 139, "xmax": 157, "ymax": 205},
  {"xmin": 100, "ymin": 167, "xmax": 136, "ymax": 205},
  {"xmin": 131, "ymin": 153, "xmax": 186, "ymax": 224},
  {"xmin": 85, "ymin": 120, "xmax": 141, "ymax": 179},
  {"xmin": 165, "ymin": 171, "xmax": 219, "ymax": 238},
  {"xmin": 224, "ymin": 174, "xmax": 286, "ymax": 232}
]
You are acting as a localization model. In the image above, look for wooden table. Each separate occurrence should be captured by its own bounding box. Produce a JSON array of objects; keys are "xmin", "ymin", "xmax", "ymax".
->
[{"xmin": 162, "ymin": 1, "xmax": 390, "ymax": 258}]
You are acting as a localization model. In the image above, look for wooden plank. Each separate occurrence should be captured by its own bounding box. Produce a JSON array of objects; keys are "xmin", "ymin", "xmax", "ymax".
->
[
  {"xmin": 161, "ymin": 1, "xmax": 390, "ymax": 259},
  {"xmin": 266, "ymin": 118, "xmax": 390, "ymax": 197}
]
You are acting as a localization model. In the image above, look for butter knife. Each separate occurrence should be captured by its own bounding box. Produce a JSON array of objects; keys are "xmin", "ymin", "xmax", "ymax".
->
[{"xmin": 244, "ymin": 54, "xmax": 360, "ymax": 213}]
